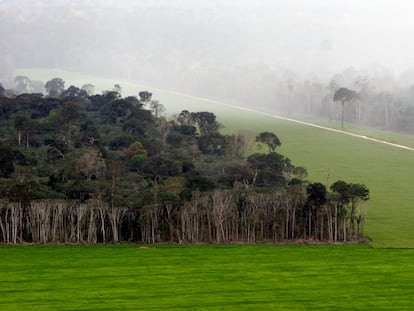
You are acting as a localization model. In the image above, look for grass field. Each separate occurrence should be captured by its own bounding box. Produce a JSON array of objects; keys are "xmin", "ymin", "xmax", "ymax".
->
[
  {"xmin": 15, "ymin": 68, "xmax": 414, "ymax": 248},
  {"xmin": 0, "ymin": 244, "xmax": 413, "ymax": 310}
]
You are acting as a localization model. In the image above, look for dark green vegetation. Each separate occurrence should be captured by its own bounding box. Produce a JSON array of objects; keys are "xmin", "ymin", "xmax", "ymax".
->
[
  {"xmin": 0, "ymin": 245, "xmax": 413, "ymax": 310},
  {"xmin": 0, "ymin": 77, "xmax": 369, "ymax": 245}
]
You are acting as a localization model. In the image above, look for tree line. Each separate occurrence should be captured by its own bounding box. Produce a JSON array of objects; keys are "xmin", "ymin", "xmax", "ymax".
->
[{"xmin": 0, "ymin": 77, "xmax": 369, "ymax": 244}]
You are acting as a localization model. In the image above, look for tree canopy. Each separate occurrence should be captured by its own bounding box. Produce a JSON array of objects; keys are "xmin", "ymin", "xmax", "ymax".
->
[{"xmin": 0, "ymin": 79, "xmax": 370, "ymax": 244}]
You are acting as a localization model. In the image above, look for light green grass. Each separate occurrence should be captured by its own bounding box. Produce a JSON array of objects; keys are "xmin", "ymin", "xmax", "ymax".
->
[
  {"xmin": 17, "ymin": 68, "xmax": 414, "ymax": 248},
  {"xmin": 0, "ymin": 245, "xmax": 413, "ymax": 310}
]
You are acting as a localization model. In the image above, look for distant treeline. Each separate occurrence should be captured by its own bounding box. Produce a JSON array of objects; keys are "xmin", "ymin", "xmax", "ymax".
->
[{"xmin": 0, "ymin": 78, "xmax": 368, "ymax": 244}]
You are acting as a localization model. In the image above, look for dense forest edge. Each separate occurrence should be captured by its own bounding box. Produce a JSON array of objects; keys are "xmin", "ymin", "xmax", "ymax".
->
[{"xmin": 0, "ymin": 78, "xmax": 369, "ymax": 244}]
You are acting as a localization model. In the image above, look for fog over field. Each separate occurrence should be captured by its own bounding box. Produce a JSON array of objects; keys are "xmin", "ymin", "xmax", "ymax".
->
[{"xmin": 2, "ymin": 0, "xmax": 414, "ymax": 115}]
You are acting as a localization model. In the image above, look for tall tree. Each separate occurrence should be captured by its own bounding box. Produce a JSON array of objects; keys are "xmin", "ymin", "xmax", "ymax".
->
[
  {"xmin": 191, "ymin": 111, "xmax": 220, "ymax": 136},
  {"xmin": 45, "ymin": 78, "xmax": 65, "ymax": 97},
  {"xmin": 333, "ymin": 87, "xmax": 358, "ymax": 128},
  {"xmin": 149, "ymin": 100, "xmax": 165, "ymax": 121},
  {"xmin": 256, "ymin": 131, "xmax": 281, "ymax": 152}
]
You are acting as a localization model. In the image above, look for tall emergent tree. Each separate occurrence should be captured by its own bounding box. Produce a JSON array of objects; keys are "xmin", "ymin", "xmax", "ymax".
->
[
  {"xmin": 45, "ymin": 78, "xmax": 65, "ymax": 97},
  {"xmin": 333, "ymin": 87, "xmax": 358, "ymax": 128}
]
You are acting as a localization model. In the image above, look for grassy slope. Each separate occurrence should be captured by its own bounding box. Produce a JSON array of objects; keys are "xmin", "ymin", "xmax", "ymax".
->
[
  {"xmin": 0, "ymin": 245, "xmax": 413, "ymax": 310},
  {"xmin": 16, "ymin": 68, "xmax": 414, "ymax": 248}
]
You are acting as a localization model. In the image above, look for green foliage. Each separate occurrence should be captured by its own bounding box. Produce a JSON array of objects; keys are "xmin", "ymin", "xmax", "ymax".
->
[
  {"xmin": 45, "ymin": 77, "xmax": 65, "ymax": 97},
  {"xmin": 198, "ymin": 133, "xmax": 229, "ymax": 155},
  {"xmin": 128, "ymin": 154, "xmax": 146, "ymax": 171},
  {"xmin": 256, "ymin": 131, "xmax": 281, "ymax": 152},
  {"xmin": 306, "ymin": 182, "xmax": 327, "ymax": 207},
  {"xmin": 185, "ymin": 175, "xmax": 216, "ymax": 192},
  {"xmin": 191, "ymin": 111, "xmax": 220, "ymax": 136},
  {"xmin": 0, "ymin": 145, "xmax": 28, "ymax": 177},
  {"xmin": 0, "ymin": 82, "xmax": 371, "ymax": 245}
]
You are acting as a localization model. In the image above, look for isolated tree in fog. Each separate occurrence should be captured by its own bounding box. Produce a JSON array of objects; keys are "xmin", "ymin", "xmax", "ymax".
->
[
  {"xmin": 333, "ymin": 87, "xmax": 358, "ymax": 128},
  {"xmin": 45, "ymin": 78, "xmax": 65, "ymax": 97},
  {"xmin": 149, "ymin": 100, "xmax": 165, "ymax": 120}
]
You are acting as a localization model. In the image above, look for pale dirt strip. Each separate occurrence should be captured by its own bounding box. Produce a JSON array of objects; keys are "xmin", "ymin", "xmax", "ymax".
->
[{"xmin": 166, "ymin": 90, "xmax": 414, "ymax": 152}]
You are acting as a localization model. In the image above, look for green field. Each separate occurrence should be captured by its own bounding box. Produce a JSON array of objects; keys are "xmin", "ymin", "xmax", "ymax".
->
[{"xmin": 0, "ymin": 245, "xmax": 413, "ymax": 310}]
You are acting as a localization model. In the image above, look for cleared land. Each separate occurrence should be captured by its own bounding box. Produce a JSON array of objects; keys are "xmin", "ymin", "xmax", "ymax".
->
[
  {"xmin": 16, "ymin": 68, "xmax": 414, "ymax": 248},
  {"xmin": 0, "ymin": 245, "xmax": 413, "ymax": 310}
]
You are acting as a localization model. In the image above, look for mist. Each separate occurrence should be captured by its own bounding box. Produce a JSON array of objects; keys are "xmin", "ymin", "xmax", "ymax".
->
[{"xmin": 2, "ymin": 0, "xmax": 414, "ymax": 116}]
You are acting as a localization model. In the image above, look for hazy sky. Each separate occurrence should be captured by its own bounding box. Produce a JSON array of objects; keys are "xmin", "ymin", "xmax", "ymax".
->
[{"xmin": 2, "ymin": 0, "xmax": 414, "ymax": 81}]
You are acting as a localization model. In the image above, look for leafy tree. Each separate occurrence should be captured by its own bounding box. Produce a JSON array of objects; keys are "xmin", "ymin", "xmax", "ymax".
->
[
  {"xmin": 305, "ymin": 182, "xmax": 327, "ymax": 238},
  {"xmin": 0, "ymin": 145, "xmax": 26, "ymax": 177},
  {"xmin": 333, "ymin": 87, "xmax": 359, "ymax": 128},
  {"xmin": 60, "ymin": 101, "xmax": 83, "ymax": 125},
  {"xmin": 247, "ymin": 152, "xmax": 292, "ymax": 174},
  {"xmin": 14, "ymin": 115, "xmax": 37, "ymax": 147},
  {"xmin": 0, "ymin": 97, "xmax": 17, "ymax": 119},
  {"xmin": 184, "ymin": 176, "xmax": 216, "ymax": 193},
  {"xmin": 123, "ymin": 141, "xmax": 148, "ymax": 158},
  {"xmin": 139, "ymin": 91, "xmax": 152, "ymax": 103},
  {"xmin": 256, "ymin": 170, "xmax": 286, "ymax": 188},
  {"xmin": 191, "ymin": 111, "xmax": 220, "ymax": 136},
  {"xmin": 45, "ymin": 78, "xmax": 65, "ymax": 97},
  {"xmin": 122, "ymin": 118, "xmax": 146, "ymax": 135},
  {"xmin": 109, "ymin": 135, "xmax": 135, "ymax": 150},
  {"xmin": 256, "ymin": 131, "xmax": 281, "ymax": 152},
  {"xmin": 197, "ymin": 133, "xmax": 228, "ymax": 155},
  {"xmin": 8, "ymin": 180, "xmax": 39, "ymax": 204},
  {"xmin": 79, "ymin": 119, "xmax": 100, "ymax": 145},
  {"xmin": 143, "ymin": 154, "xmax": 180, "ymax": 182},
  {"xmin": 331, "ymin": 180, "xmax": 369, "ymax": 240},
  {"xmin": 177, "ymin": 110, "xmax": 194, "ymax": 126},
  {"xmin": 128, "ymin": 154, "xmax": 146, "ymax": 172},
  {"xmin": 348, "ymin": 183, "xmax": 369, "ymax": 239}
]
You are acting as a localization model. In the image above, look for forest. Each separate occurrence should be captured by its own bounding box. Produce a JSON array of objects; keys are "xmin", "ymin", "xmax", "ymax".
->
[{"xmin": 0, "ymin": 77, "xmax": 369, "ymax": 244}]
